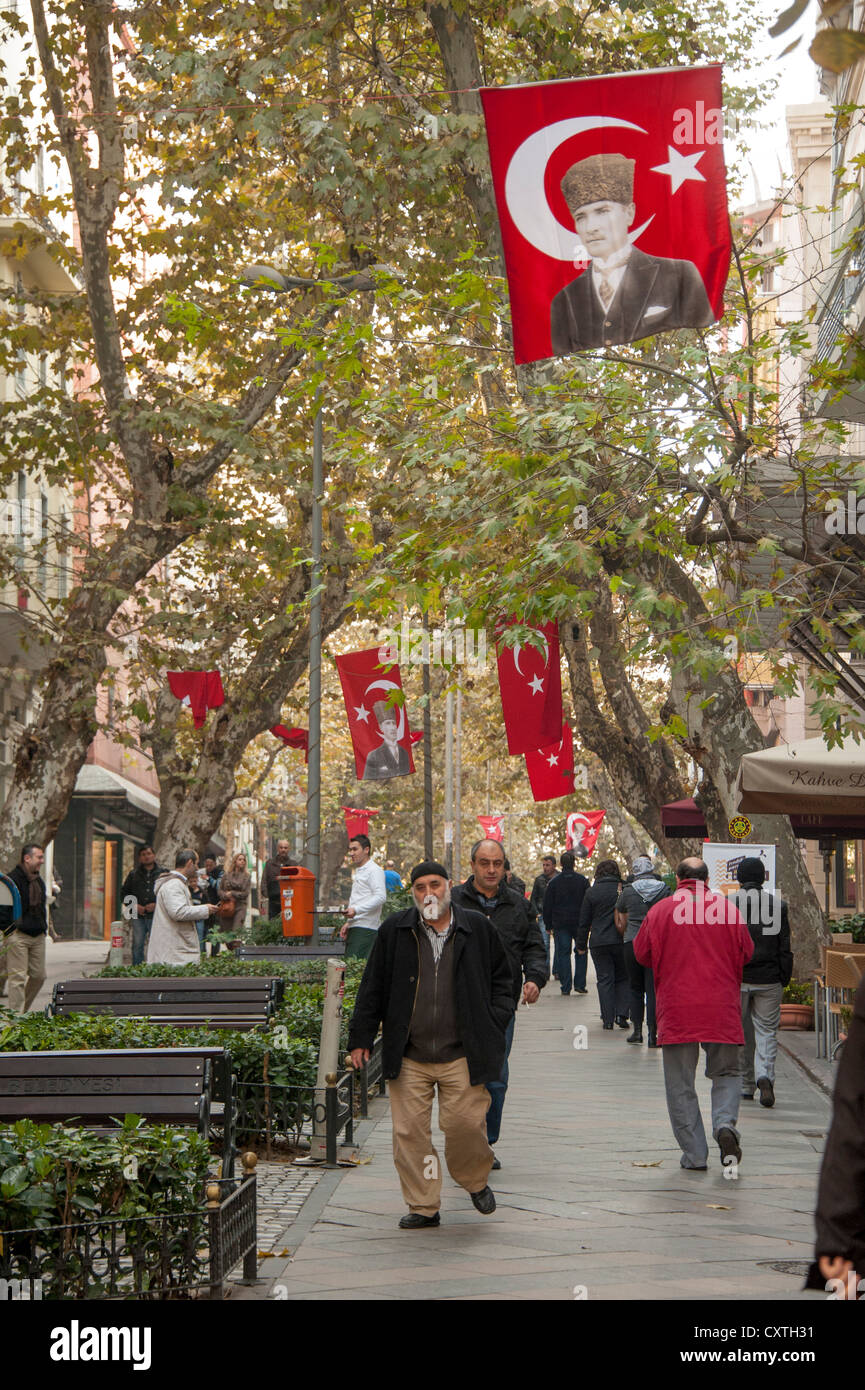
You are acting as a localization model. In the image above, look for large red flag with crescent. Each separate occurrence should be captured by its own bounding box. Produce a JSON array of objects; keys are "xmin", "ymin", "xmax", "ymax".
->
[
  {"xmin": 480, "ymin": 65, "xmax": 730, "ymax": 365},
  {"xmin": 566, "ymin": 810, "xmax": 606, "ymax": 856},
  {"xmin": 335, "ymin": 647, "xmax": 416, "ymax": 782},
  {"xmin": 525, "ymin": 723, "xmax": 575, "ymax": 802},
  {"xmin": 496, "ymin": 620, "xmax": 562, "ymax": 756}
]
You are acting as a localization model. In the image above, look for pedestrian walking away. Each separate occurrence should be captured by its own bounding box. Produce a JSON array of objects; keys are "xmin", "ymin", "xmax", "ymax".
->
[
  {"xmin": 451, "ymin": 839, "xmax": 548, "ymax": 1165},
  {"xmin": 340, "ymin": 834, "xmax": 387, "ymax": 960},
  {"xmin": 634, "ymin": 857, "xmax": 753, "ymax": 1171},
  {"xmin": 734, "ymin": 856, "xmax": 793, "ymax": 1109},
  {"xmin": 577, "ymin": 858, "xmax": 628, "ymax": 1028},
  {"xmin": 347, "ymin": 860, "xmax": 513, "ymax": 1227},
  {"xmin": 504, "ymin": 859, "xmax": 527, "ymax": 897},
  {"xmin": 121, "ymin": 844, "xmax": 165, "ymax": 967},
  {"xmin": 614, "ymin": 855, "xmax": 670, "ymax": 1044},
  {"xmin": 542, "ymin": 851, "xmax": 590, "ymax": 995},
  {"xmin": 530, "ymin": 853, "xmax": 560, "ymax": 977},
  {"xmin": 4, "ymin": 843, "xmax": 48, "ymax": 1014},
  {"xmin": 146, "ymin": 849, "xmax": 219, "ymax": 965}
]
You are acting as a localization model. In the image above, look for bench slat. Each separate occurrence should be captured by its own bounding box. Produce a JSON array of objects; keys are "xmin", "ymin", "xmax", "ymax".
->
[
  {"xmin": 0, "ymin": 1096, "xmax": 205, "ymax": 1119},
  {"xmin": 55, "ymin": 977, "xmax": 274, "ymax": 992},
  {"xmin": 0, "ymin": 1076, "xmax": 205, "ymax": 1096},
  {"xmin": 0, "ymin": 1055, "xmax": 206, "ymax": 1078}
]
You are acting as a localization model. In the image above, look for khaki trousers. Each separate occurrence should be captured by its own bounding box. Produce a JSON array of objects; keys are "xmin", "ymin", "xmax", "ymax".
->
[
  {"xmin": 388, "ymin": 1056, "xmax": 493, "ymax": 1217},
  {"xmin": 6, "ymin": 930, "xmax": 47, "ymax": 1013}
]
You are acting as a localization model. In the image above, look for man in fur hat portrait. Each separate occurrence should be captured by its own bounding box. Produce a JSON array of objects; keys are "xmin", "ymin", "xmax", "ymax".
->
[
  {"xmin": 362, "ymin": 699, "xmax": 412, "ymax": 781},
  {"xmin": 550, "ymin": 152, "xmax": 714, "ymax": 354}
]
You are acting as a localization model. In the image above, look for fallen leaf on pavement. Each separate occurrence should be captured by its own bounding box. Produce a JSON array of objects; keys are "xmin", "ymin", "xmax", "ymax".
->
[{"xmin": 706, "ymin": 1204, "xmax": 731, "ymax": 1210}]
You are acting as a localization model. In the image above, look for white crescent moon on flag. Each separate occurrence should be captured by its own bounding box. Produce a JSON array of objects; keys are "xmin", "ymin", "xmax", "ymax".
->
[
  {"xmin": 567, "ymin": 812, "xmax": 589, "ymax": 840},
  {"xmin": 512, "ymin": 633, "xmax": 550, "ymax": 677},
  {"xmin": 365, "ymin": 679, "xmax": 406, "ymax": 741},
  {"xmin": 504, "ymin": 115, "xmax": 653, "ymax": 262}
]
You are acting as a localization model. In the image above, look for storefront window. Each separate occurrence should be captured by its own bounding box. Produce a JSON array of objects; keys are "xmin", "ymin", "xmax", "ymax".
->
[{"xmin": 835, "ymin": 840, "xmax": 857, "ymax": 910}]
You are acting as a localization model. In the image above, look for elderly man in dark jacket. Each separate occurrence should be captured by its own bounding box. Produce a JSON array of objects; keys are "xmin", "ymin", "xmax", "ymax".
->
[
  {"xmin": 348, "ymin": 860, "xmax": 512, "ymax": 1228},
  {"xmin": 451, "ymin": 838, "xmax": 548, "ymax": 1164},
  {"xmin": 733, "ymin": 857, "xmax": 793, "ymax": 1109},
  {"xmin": 5, "ymin": 843, "xmax": 48, "ymax": 1013}
]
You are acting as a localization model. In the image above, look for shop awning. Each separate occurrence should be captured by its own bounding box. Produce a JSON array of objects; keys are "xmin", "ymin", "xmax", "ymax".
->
[
  {"xmin": 736, "ymin": 735, "xmax": 865, "ymax": 817},
  {"xmin": 73, "ymin": 764, "xmax": 160, "ymax": 820},
  {"xmin": 662, "ymin": 792, "xmax": 865, "ymax": 840}
]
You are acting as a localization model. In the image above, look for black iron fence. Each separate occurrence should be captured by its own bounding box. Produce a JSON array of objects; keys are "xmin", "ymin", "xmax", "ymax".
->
[
  {"xmin": 0, "ymin": 1161, "xmax": 257, "ymax": 1301},
  {"xmin": 236, "ymin": 1036, "xmax": 386, "ymax": 1158}
]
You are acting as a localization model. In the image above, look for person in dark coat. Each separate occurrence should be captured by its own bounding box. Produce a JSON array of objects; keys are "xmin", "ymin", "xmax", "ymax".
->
[
  {"xmin": 504, "ymin": 859, "xmax": 526, "ymax": 897},
  {"xmin": 451, "ymin": 839, "xmax": 548, "ymax": 1164},
  {"xmin": 806, "ymin": 973, "xmax": 865, "ymax": 1299},
  {"xmin": 530, "ymin": 853, "xmax": 559, "ymax": 973},
  {"xmin": 5, "ymin": 844, "xmax": 48, "ymax": 1013},
  {"xmin": 361, "ymin": 703, "xmax": 411, "ymax": 780},
  {"xmin": 121, "ymin": 844, "xmax": 165, "ymax": 966},
  {"xmin": 578, "ymin": 858, "xmax": 628, "ymax": 1029},
  {"xmin": 543, "ymin": 851, "xmax": 590, "ymax": 995},
  {"xmin": 733, "ymin": 857, "xmax": 793, "ymax": 1108},
  {"xmin": 549, "ymin": 153, "xmax": 714, "ymax": 355},
  {"xmin": 614, "ymin": 855, "xmax": 670, "ymax": 1045},
  {"xmin": 347, "ymin": 860, "xmax": 512, "ymax": 1228}
]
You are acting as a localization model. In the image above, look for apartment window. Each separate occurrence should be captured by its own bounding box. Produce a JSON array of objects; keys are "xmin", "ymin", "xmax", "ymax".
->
[
  {"xmin": 37, "ymin": 492, "xmax": 48, "ymax": 592},
  {"xmin": 58, "ymin": 508, "xmax": 70, "ymax": 598},
  {"xmin": 761, "ymin": 266, "xmax": 775, "ymax": 294},
  {"xmin": 15, "ymin": 472, "xmax": 27, "ymax": 547}
]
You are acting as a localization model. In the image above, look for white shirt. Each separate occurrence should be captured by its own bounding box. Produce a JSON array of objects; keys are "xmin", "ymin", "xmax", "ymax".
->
[
  {"xmin": 591, "ymin": 244, "xmax": 632, "ymax": 314},
  {"xmin": 349, "ymin": 858, "xmax": 387, "ymax": 932}
]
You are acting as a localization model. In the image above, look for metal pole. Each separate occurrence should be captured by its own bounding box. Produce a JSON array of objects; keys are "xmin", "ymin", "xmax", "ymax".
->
[
  {"xmin": 486, "ymin": 758, "xmax": 491, "ymax": 815},
  {"xmin": 454, "ymin": 678, "xmax": 462, "ymax": 883},
  {"xmin": 306, "ymin": 386, "xmax": 323, "ymax": 941},
  {"xmin": 444, "ymin": 687, "xmax": 454, "ymax": 877},
  {"xmin": 422, "ymin": 615, "xmax": 433, "ymax": 857}
]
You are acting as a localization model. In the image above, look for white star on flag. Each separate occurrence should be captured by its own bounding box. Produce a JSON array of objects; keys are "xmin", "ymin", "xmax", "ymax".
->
[
  {"xmin": 528, "ymin": 674, "xmax": 544, "ymax": 695},
  {"xmin": 354, "ymin": 703, "xmax": 370, "ymax": 723},
  {"xmin": 651, "ymin": 146, "xmax": 706, "ymax": 195},
  {"xmin": 546, "ymin": 753, "xmax": 558, "ymax": 766}
]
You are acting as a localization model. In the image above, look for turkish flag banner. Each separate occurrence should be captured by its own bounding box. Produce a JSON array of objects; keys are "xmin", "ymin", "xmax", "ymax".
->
[
  {"xmin": 167, "ymin": 670, "xmax": 225, "ymax": 729},
  {"xmin": 496, "ymin": 620, "xmax": 562, "ymax": 756},
  {"xmin": 480, "ymin": 65, "xmax": 729, "ymax": 365},
  {"xmin": 271, "ymin": 725, "xmax": 309, "ymax": 763},
  {"xmin": 477, "ymin": 814, "xmax": 505, "ymax": 843},
  {"xmin": 342, "ymin": 806, "xmax": 380, "ymax": 840},
  {"xmin": 566, "ymin": 810, "xmax": 606, "ymax": 856},
  {"xmin": 525, "ymin": 723, "xmax": 576, "ymax": 802},
  {"xmin": 335, "ymin": 647, "xmax": 416, "ymax": 782}
]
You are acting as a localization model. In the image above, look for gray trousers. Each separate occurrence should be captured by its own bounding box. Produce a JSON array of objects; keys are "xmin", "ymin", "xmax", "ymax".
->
[
  {"xmin": 740, "ymin": 983, "xmax": 783, "ymax": 1091},
  {"xmin": 662, "ymin": 1042, "xmax": 741, "ymax": 1168}
]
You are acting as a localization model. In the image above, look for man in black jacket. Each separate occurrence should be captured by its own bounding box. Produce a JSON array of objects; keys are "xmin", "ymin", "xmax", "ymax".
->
[
  {"xmin": 121, "ymin": 845, "xmax": 165, "ymax": 966},
  {"xmin": 543, "ymin": 851, "xmax": 590, "ymax": 996},
  {"xmin": 6, "ymin": 844, "xmax": 48, "ymax": 1013},
  {"xmin": 733, "ymin": 857, "xmax": 793, "ymax": 1108},
  {"xmin": 348, "ymin": 860, "xmax": 512, "ymax": 1228},
  {"xmin": 451, "ymin": 839, "xmax": 548, "ymax": 1162},
  {"xmin": 530, "ymin": 853, "xmax": 559, "ymax": 973}
]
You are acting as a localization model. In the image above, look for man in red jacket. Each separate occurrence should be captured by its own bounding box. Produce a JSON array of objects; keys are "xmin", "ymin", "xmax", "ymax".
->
[{"xmin": 634, "ymin": 858, "xmax": 754, "ymax": 1171}]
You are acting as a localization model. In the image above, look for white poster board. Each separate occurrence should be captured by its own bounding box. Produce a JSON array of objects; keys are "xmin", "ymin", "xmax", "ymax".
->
[{"xmin": 702, "ymin": 843, "xmax": 776, "ymax": 897}]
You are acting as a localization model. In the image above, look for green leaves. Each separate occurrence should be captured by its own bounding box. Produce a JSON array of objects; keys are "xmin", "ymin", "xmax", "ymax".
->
[{"xmin": 809, "ymin": 27, "xmax": 865, "ymax": 72}]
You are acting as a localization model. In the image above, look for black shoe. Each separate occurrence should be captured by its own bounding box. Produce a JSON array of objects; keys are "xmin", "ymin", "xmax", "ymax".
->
[
  {"xmin": 602, "ymin": 1022, "xmax": 614, "ymax": 1030},
  {"xmin": 399, "ymin": 1212, "xmax": 440, "ymax": 1229},
  {"xmin": 741, "ymin": 1091, "xmax": 755, "ymax": 1100},
  {"xmin": 560, "ymin": 990, "xmax": 571, "ymax": 995},
  {"xmin": 470, "ymin": 1186, "xmax": 496, "ymax": 1215},
  {"xmin": 615, "ymin": 1015, "xmax": 630, "ymax": 1029},
  {"xmin": 647, "ymin": 1034, "xmax": 659, "ymax": 1048},
  {"xmin": 717, "ymin": 1128, "xmax": 742, "ymax": 1165},
  {"xmin": 626, "ymin": 1029, "xmax": 643, "ymax": 1044},
  {"xmin": 490, "ymin": 1155, "xmax": 501, "ymax": 1171},
  {"xmin": 757, "ymin": 1077, "xmax": 775, "ymax": 1108}
]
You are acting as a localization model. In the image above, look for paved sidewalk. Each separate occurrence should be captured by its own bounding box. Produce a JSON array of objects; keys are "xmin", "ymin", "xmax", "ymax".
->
[{"xmin": 247, "ymin": 985, "xmax": 832, "ymax": 1302}]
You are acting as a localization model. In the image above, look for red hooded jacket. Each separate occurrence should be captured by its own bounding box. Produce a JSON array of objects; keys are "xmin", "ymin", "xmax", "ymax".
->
[{"xmin": 633, "ymin": 879, "xmax": 754, "ymax": 1045}]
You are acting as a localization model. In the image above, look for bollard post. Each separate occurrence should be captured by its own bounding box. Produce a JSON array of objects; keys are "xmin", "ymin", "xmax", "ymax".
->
[
  {"xmin": 310, "ymin": 958, "xmax": 345, "ymax": 1160},
  {"xmin": 241, "ymin": 1151, "xmax": 258, "ymax": 1283},
  {"xmin": 325, "ymin": 1073, "xmax": 338, "ymax": 1166},
  {"xmin": 206, "ymin": 1182, "xmax": 223, "ymax": 1300},
  {"xmin": 108, "ymin": 920, "xmax": 126, "ymax": 969}
]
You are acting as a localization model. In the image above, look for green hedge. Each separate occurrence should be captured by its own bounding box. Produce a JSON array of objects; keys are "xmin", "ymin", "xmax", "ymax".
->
[{"xmin": 0, "ymin": 1117, "xmax": 212, "ymax": 1231}]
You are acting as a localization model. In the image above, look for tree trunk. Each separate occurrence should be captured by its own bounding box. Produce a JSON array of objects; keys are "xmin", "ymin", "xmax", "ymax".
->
[{"xmin": 586, "ymin": 757, "xmax": 654, "ymax": 867}]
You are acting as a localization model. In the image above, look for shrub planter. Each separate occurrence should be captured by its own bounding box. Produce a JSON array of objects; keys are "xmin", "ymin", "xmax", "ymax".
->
[{"xmin": 779, "ymin": 1003, "xmax": 814, "ymax": 1031}]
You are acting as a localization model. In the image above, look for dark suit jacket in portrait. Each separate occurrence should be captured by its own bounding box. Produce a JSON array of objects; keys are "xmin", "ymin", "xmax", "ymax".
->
[
  {"xmin": 550, "ymin": 247, "xmax": 714, "ymax": 355},
  {"xmin": 362, "ymin": 741, "xmax": 412, "ymax": 781}
]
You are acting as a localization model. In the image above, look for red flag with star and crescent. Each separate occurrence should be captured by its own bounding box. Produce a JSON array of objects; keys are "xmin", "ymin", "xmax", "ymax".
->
[
  {"xmin": 480, "ymin": 65, "xmax": 730, "ymax": 365},
  {"xmin": 335, "ymin": 647, "xmax": 416, "ymax": 783},
  {"xmin": 567, "ymin": 810, "xmax": 606, "ymax": 856},
  {"xmin": 525, "ymin": 723, "xmax": 575, "ymax": 802},
  {"xmin": 496, "ymin": 620, "xmax": 562, "ymax": 756}
]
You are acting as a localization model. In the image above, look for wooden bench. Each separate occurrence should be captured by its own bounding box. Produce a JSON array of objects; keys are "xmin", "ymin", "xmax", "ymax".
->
[
  {"xmin": 50, "ymin": 976, "xmax": 282, "ymax": 1030},
  {"xmin": 0, "ymin": 1046, "xmax": 237, "ymax": 1176},
  {"xmin": 234, "ymin": 944, "xmax": 343, "ymax": 961}
]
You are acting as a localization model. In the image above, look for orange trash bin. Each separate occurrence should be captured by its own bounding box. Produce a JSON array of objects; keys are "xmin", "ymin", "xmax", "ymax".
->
[{"xmin": 279, "ymin": 865, "xmax": 315, "ymax": 938}]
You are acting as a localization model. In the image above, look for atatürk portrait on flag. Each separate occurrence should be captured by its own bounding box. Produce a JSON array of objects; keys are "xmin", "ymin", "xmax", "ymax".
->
[
  {"xmin": 550, "ymin": 153, "xmax": 713, "ymax": 353},
  {"xmin": 362, "ymin": 700, "xmax": 412, "ymax": 781}
]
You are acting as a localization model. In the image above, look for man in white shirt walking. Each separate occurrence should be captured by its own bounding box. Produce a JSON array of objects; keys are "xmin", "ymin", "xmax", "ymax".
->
[{"xmin": 340, "ymin": 835, "xmax": 387, "ymax": 960}]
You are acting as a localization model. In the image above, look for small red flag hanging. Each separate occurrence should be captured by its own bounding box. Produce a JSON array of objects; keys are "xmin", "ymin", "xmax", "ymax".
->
[
  {"xmin": 271, "ymin": 725, "xmax": 309, "ymax": 763},
  {"xmin": 496, "ymin": 620, "xmax": 562, "ymax": 756},
  {"xmin": 480, "ymin": 65, "xmax": 730, "ymax": 365},
  {"xmin": 166, "ymin": 670, "xmax": 225, "ymax": 729},
  {"xmin": 342, "ymin": 806, "xmax": 380, "ymax": 840},
  {"xmin": 477, "ymin": 814, "xmax": 505, "ymax": 843},
  {"xmin": 566, "ymin": 810, "xmax": 606, "ymax": 856},
  {"xmin": 335, "ymin": 647, "xmax": 416, "ymax": 782},
  {"xmin": 525, "ymin": 723, "xmax": 576, "ymax": 802}
]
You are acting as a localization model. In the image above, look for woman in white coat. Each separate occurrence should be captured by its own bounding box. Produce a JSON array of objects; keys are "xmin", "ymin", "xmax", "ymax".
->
[{"xmin": 146, "ymin": 849, "xmax": 217, "ymax": 966}]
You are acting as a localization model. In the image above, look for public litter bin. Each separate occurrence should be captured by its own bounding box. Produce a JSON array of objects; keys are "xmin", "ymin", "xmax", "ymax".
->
[{"xmin": 279, "ymin": 865, "xmax": 315, "ymax": 938}]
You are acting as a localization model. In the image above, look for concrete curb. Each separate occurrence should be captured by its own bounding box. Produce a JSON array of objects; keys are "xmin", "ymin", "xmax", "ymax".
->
[{"xmin": 777, "ymin": 1037, "xmax": 832, "ymax": 1099}]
